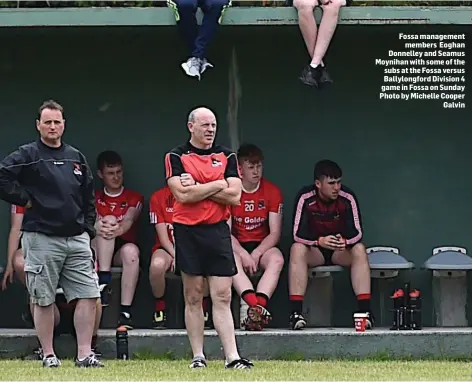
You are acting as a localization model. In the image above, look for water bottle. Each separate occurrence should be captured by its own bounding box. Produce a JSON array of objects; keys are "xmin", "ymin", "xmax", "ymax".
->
[
  {"xmin": 408, "ymin": 289, "xmax": 422, "ymax": 330},
  {"xmin": 116, "ymin": 325, "xmax": 129, "ymax": 360},
  {"xmin": 390, "ymin": 288, "xmax": 404, "ymax": 330},
  {"xmin": 401, "ymin": 282, "xmax": 411, "ymax": 330}
]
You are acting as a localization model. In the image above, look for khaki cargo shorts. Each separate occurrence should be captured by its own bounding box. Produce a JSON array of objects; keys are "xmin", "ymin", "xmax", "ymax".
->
[{"xmin": 22, "ymin": 231, "xmax": 100, "ymax": 307}]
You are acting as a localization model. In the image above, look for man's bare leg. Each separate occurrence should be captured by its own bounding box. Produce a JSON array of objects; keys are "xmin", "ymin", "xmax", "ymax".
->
[
  {"xmin": 74, "ymin": 298, "xmax": 97, "ymax": 360},
  {"xmin": 288, "ymin": 243, "xmax": 325, "ymax": 329},
  {"xmin": 332, "ymin": 243, "xmax": 372, "ymax": 318},
  {"xmin": 310, "ymin": 0, "xmax": 345, "ymax": 66},
  {"xmin": 207, "ymin": 275, "xmax": 240, "ymax": 363},
  {"xmin": 294, "ymin": 0, "xmax": 318, "ymax": 58},
  {"xmin": 13, "ymin": 250, "xmax": 25, "ymax": 285},
  {"xmin": 33, "ymin": 304, "xmax": 55, "ymax": 356},
  {"xmin": 181, "ymin": 272, "xmax": 205, "ymax": 359},
  {"xmin": 256, "ymin": 248, "xmax": 284, "ymax": 303}
]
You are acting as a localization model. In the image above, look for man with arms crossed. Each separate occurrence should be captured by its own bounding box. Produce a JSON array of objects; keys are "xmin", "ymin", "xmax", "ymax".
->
[
  {"xmin": 2, "ymin": 205, "xmax": 103, "ymax": 360},
  {"xmin": 229, "ymin": 143, "xmax": 284, "ymax": 331},
  {"xmin": 93, "ymin": 150, "xmax": 143, "ymax": 329},
  {"xmin": 149, "ymin": 185, "xmax": 213, "ymax": 329},
  {"xmin": 165, "ymin": 106, "xmax": 253, "ymax": 369},
  {"xmin": 288, "ymin": 159, "xmax": 373, "ymax": 330},
  {"xmin": 0, "ymin": 100, "xmax": 102, "ymax": 367}
]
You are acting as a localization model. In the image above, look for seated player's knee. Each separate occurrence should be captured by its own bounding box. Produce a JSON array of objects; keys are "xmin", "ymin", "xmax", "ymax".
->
[
  {"xmin": 150, "ymin": 252, "xmax": 168, "ymax": 275},
  {"xmin": 350, "ymin": 243, "xmax": 368, "ymax": 262},
  {"xmin": 120, "ymin": 244, "xmax": 140, "ymax": 267},
  {"xmin": 289, "ymin": 243, "xmax": 309, "ymax": 265},
  {"xmin": 271, "ymin": 251, "xmax": 285, "ymax": 272},
  {"xmin": 322, "ymin": 0, "xmax": 344, "ymax": 13},
  {"xmin": 102, "ymin": 215, "xmax": 118, "ymax": 225},
  {"xmin": 293, "ymin": 0, "xmax": 318, "ymax": 12}
]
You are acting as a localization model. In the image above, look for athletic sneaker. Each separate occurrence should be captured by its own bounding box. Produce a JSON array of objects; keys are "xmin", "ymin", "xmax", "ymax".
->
[
  {"xmin": 189, "ymin": 356, "xmax": 207, "ymax": 368},
  {"xmin": 42, "ymin": 354, "xmax": 61, "ymax": 368},
  {"xmin": 118, "ymin": 312, "xmax": 133, "ymax": 330},
  {"xmin": 200, "ymin": 58, "xmax": 214, "ymax": 74},
  {"xmin": 75, "ymin": 353, "xmax": 104, "ymax": 368},
  {"xmin": 25, "ymin": 347, "xmax": 43, "ymax": 361},
  {"xmin": 204, "ymin": 310, "xmax": 214, "ymax": 329},
  {"xmin": 299, "ymin": 65, "xmax": 323, "ymax": 88},
  {"xmin": 181, "ymin": 57, "xmax": 202, "ymax": 79},
  {"xmin": 92, "ymin": 346, "xmax": 102, "ymax": 358},
  {"xmin": 242, "ymin": 305, "xmax": 271, "ymax": 331},
  {"xmin": 100, "ymin": 284, "xmax": 112, "ymax": 307},
  {"xmin": 225, "ymin": 358, "xmax": 254, "ymax": 369},
  {"xmin": 319, "ymin": 66, "xmax": 333, "ymax": 85},
  {"xmin": 289, "ymin": 312, "xmax": 307, "ymax": 330},
  {"xmin": 152, "ymin": 310, "xmax": 167, "ymax": 329}
]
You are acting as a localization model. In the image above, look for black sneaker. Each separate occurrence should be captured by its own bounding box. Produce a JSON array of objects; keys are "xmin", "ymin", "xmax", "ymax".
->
[
  {"xmin": 25, "ymin": 347, "xmax": 43, "ymax": 360},
  {"xmin": 189, "ymin": 356, "xmax": 207, "ymax": 368},
  {"xmin": 299, "ymin": 64, "xmax": 323, "ymax": 88},
  {"xmin": 152, "ymin": 310, "xmax": 166, "ymax": 329},
  {"xmin": 92, "ymin": 347, "xmax": 102, "ymax": 358},
  {"xmin": 75, "ymin": 353, "xmax": 104, "ymax": 368},
  {"xmin": 319, "ymin": 65, "xmax": 333, "ymax": 85},
  {"xmin": 42, "ymin": 354, "xmax": 61, "ymax": 368},
  {"xmin": 289, "ymin": 312, "xmax": 307, "ymax": 330},
  {"xmin": 225, "ymin": 358, "xmax": 254, "ymax": 369},
  {"xmin": 118, "ymin": 312, "xmax": 133, "ymax": 330}
]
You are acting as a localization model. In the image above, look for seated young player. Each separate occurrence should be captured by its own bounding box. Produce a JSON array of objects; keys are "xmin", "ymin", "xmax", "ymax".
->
[
  {"xmin": 149, "ymin": 185, "xmax": 213, "ymax": 329},
  {"xmin": 4, "ymin": 205, "xmax": 103, "ymax": 360},
  {"xmin": 229, "ymin": 144, "xmax": 284, "ymax": 331},
  {"xmin": 93, "ymin": 151, "xmax": 144, "ymax": 329},
  {"xmin": 288, "ymin": 159, "xmax": 373, "ymax": 330}
]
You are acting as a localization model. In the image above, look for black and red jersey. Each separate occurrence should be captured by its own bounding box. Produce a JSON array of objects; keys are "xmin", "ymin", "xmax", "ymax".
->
[
  {"xmin": 165, "ymin": 141, "xmax": 240, "ymax": 226},
  {"xmin": 292, "ymin": 184, "xmax": 362, "ymax": 246}
]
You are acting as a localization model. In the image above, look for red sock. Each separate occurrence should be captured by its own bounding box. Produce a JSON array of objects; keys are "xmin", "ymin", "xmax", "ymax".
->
[
  {"xmin": 241, "ymin": 290, "xmax": 258, "ymax": 306},
  {"xmin": 202, "ymin": 297, "xmax": 210, "ymax": 312},
  {"xmin": 357, "ymin": 293, "xmax": 371, "ymax": 300},
  {"xmin": 155, "ymin": 297, "xmax": 165, "ymax": 312},
  {"xmin": 256, "ymin": 292, "xmax": 269, "ymax": 307}
]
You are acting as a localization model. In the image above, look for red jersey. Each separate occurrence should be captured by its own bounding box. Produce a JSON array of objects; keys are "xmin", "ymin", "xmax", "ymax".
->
[
  {"xmin": 165, "ymin": 142, "xmax": 240, "ymax": 226},
  {"xmin": 231, "ymin": 178, "xmax": 283, "ymax": 243},
  {"xmin": 12, "ymin": 205, "xmax": 25, "ymax": 214},
  {"xmin": 149, "ymin": 185, "xmax": 175, "ymax": 252},
  {"xmin": 95, "ymin": 188, "xmax": 144, "ymax": 243}
]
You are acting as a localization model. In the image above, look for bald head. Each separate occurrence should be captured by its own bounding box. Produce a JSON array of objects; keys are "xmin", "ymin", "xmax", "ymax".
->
[
  {"xmin": 187, "ymin": 107, "xmax": 217, "ymax": 149},
  {"xmin": 188, "ymin": 107, "xmax": 215, "ymax": 123}
]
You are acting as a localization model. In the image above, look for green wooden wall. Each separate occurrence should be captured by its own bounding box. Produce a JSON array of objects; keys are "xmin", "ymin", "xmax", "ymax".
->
[{"xmin": 0, "ymin": 24, "xmax": 470, "ymax": 328}]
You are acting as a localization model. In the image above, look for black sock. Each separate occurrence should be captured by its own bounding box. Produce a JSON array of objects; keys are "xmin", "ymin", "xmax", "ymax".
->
[
  {"xmin": 120, "ymin": 305, "xmax": 131, "ymax": 315},
  {"xmin": 290, "ymin": 300, "xmax": 303, "ymax": 314},
  {"xmin": 98, "ymin": 271, "xmax": 112, "ymax": 285},
  {"xmin": 91, "ymin": 335, "xmax": 97, "ymax": 349},
  {"xmin": 358, "ymin": 299, "xmax": 371, "ymax": 312}
]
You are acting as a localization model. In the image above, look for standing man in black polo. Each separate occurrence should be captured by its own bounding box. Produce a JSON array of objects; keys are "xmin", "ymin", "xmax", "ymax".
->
[
  {"xmin": 165, "ymin": 106, "xmax": 253, "ymax": 369},
  {"xmin": 0, "ymin": 100, "xmax": 103, "ymax": 368}
]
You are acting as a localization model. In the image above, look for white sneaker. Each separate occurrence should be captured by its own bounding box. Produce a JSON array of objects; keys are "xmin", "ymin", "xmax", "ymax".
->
[
  {"xmin": 181, "ymin": 57, "xmax": 202, "ymax": 80},
  {"xmin": 200, "ymin": 58, "xmax": 214, "ymax": 74},
  {"xmin": 42, "ymin": 355, "xmax": 61, "ymax": 368}
]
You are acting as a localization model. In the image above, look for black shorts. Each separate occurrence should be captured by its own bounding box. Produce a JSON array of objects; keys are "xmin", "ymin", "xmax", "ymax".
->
[
  {"xmin": 114, "ymin": 237, "xmax": 130, "ymax": 254},
  {"xmin": 173, "ymin": 221, "xmax": 237, "ymax": 277},
  {"xmin": 241, "ymin": 241, "xmax": 261, "ymax": 254}
]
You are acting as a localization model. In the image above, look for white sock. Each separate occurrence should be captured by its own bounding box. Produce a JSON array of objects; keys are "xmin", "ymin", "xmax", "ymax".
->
[{"xmin": 310, "ymin": 63, "xmax": 319, "ymax": 69}]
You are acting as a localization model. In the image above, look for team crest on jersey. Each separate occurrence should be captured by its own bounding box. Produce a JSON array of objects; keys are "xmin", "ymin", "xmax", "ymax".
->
[
  {"xmin": 73, "ymin": 163, "xmax": 82, "ymax": 176},
  {"xmin": 120, "ymin": 202, "xmax": 127, "ymax": 209},
  {"xmin": 258, "ymin": 200, "xmax": 265, "ymax": 210},
  {"xmin": 211, "ymin": 158, "xmax": 222, "ymax": 167}
]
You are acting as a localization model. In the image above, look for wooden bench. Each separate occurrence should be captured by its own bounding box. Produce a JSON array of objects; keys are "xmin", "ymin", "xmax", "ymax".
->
[{"xmin": 422, "ymin": 246, "xmax": 472, "ymax": 327}]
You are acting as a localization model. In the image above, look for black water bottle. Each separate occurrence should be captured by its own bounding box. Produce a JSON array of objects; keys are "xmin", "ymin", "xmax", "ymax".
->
[
  {"xmin": 390, "ymin": 289, "xmax": 404, "ymax": 330},
  {"xmin": 408, "ymin": 289, "xmax": 422, "ymax": 330},
  {"xmin": 401, "ymin": 282, "xmax": 411, "ymax": 330},
  {"xmin": 116, "ymin": 326, "xmax": 129, "ymax": 360}
]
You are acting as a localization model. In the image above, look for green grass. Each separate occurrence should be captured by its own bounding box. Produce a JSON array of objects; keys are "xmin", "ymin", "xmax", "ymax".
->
[{"xmin": 2, "ymin": 360, "xmax": 472, "ymax": 380}]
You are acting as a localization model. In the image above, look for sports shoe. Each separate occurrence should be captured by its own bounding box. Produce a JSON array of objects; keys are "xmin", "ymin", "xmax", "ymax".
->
[
  {"xmin": 241, "ymin": 305, "xmax": 271, "ymax": 331},
  {"xmin": 75, "ymin": 353, "xmax": 104, "ymax": 368},
  {"xmin": 181, "ymin": 57, "xmax": 202, "ymax": 80},
  {"xmin": 289, "ymin": 312, "xmax": 307, "ymax": 330},
  {"xmin": 152, "ymin": 310, "xmax": 167, "ymax": 329},
  {"xmin": 25, "ymin": 347, "xmax": 43, "ymax": 361},
  {"xmin": 42, "ymin": 354, "xmax": 61, "ymax": 368},
  {"xmin": 200, "ymin": 58, "xmax": 214, "ymax": 74},
  {"xmin": 189, "ymin": 356, "xmax": 207, "ymax": 368},
  {"xmin": 92, "ymin": 346, "xmax": 102, "ymax": 358},
  {"xmin": 118, "ymin": 312, "xmax": 133, "ymax": 329},
  {"xmin": 100, "ymin": 284, "xmax": 112, "ymax": 307},
  {"xmin": 299, "ymin": 64, "xmax": 323, "ymax": 88},
  {"xmin": 225, "ymin": 358, "xmax": 254, "ymax": 369},
  {"xmin": 204, "ymin": 310, "xmax": 214, "ymax": 329}
]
